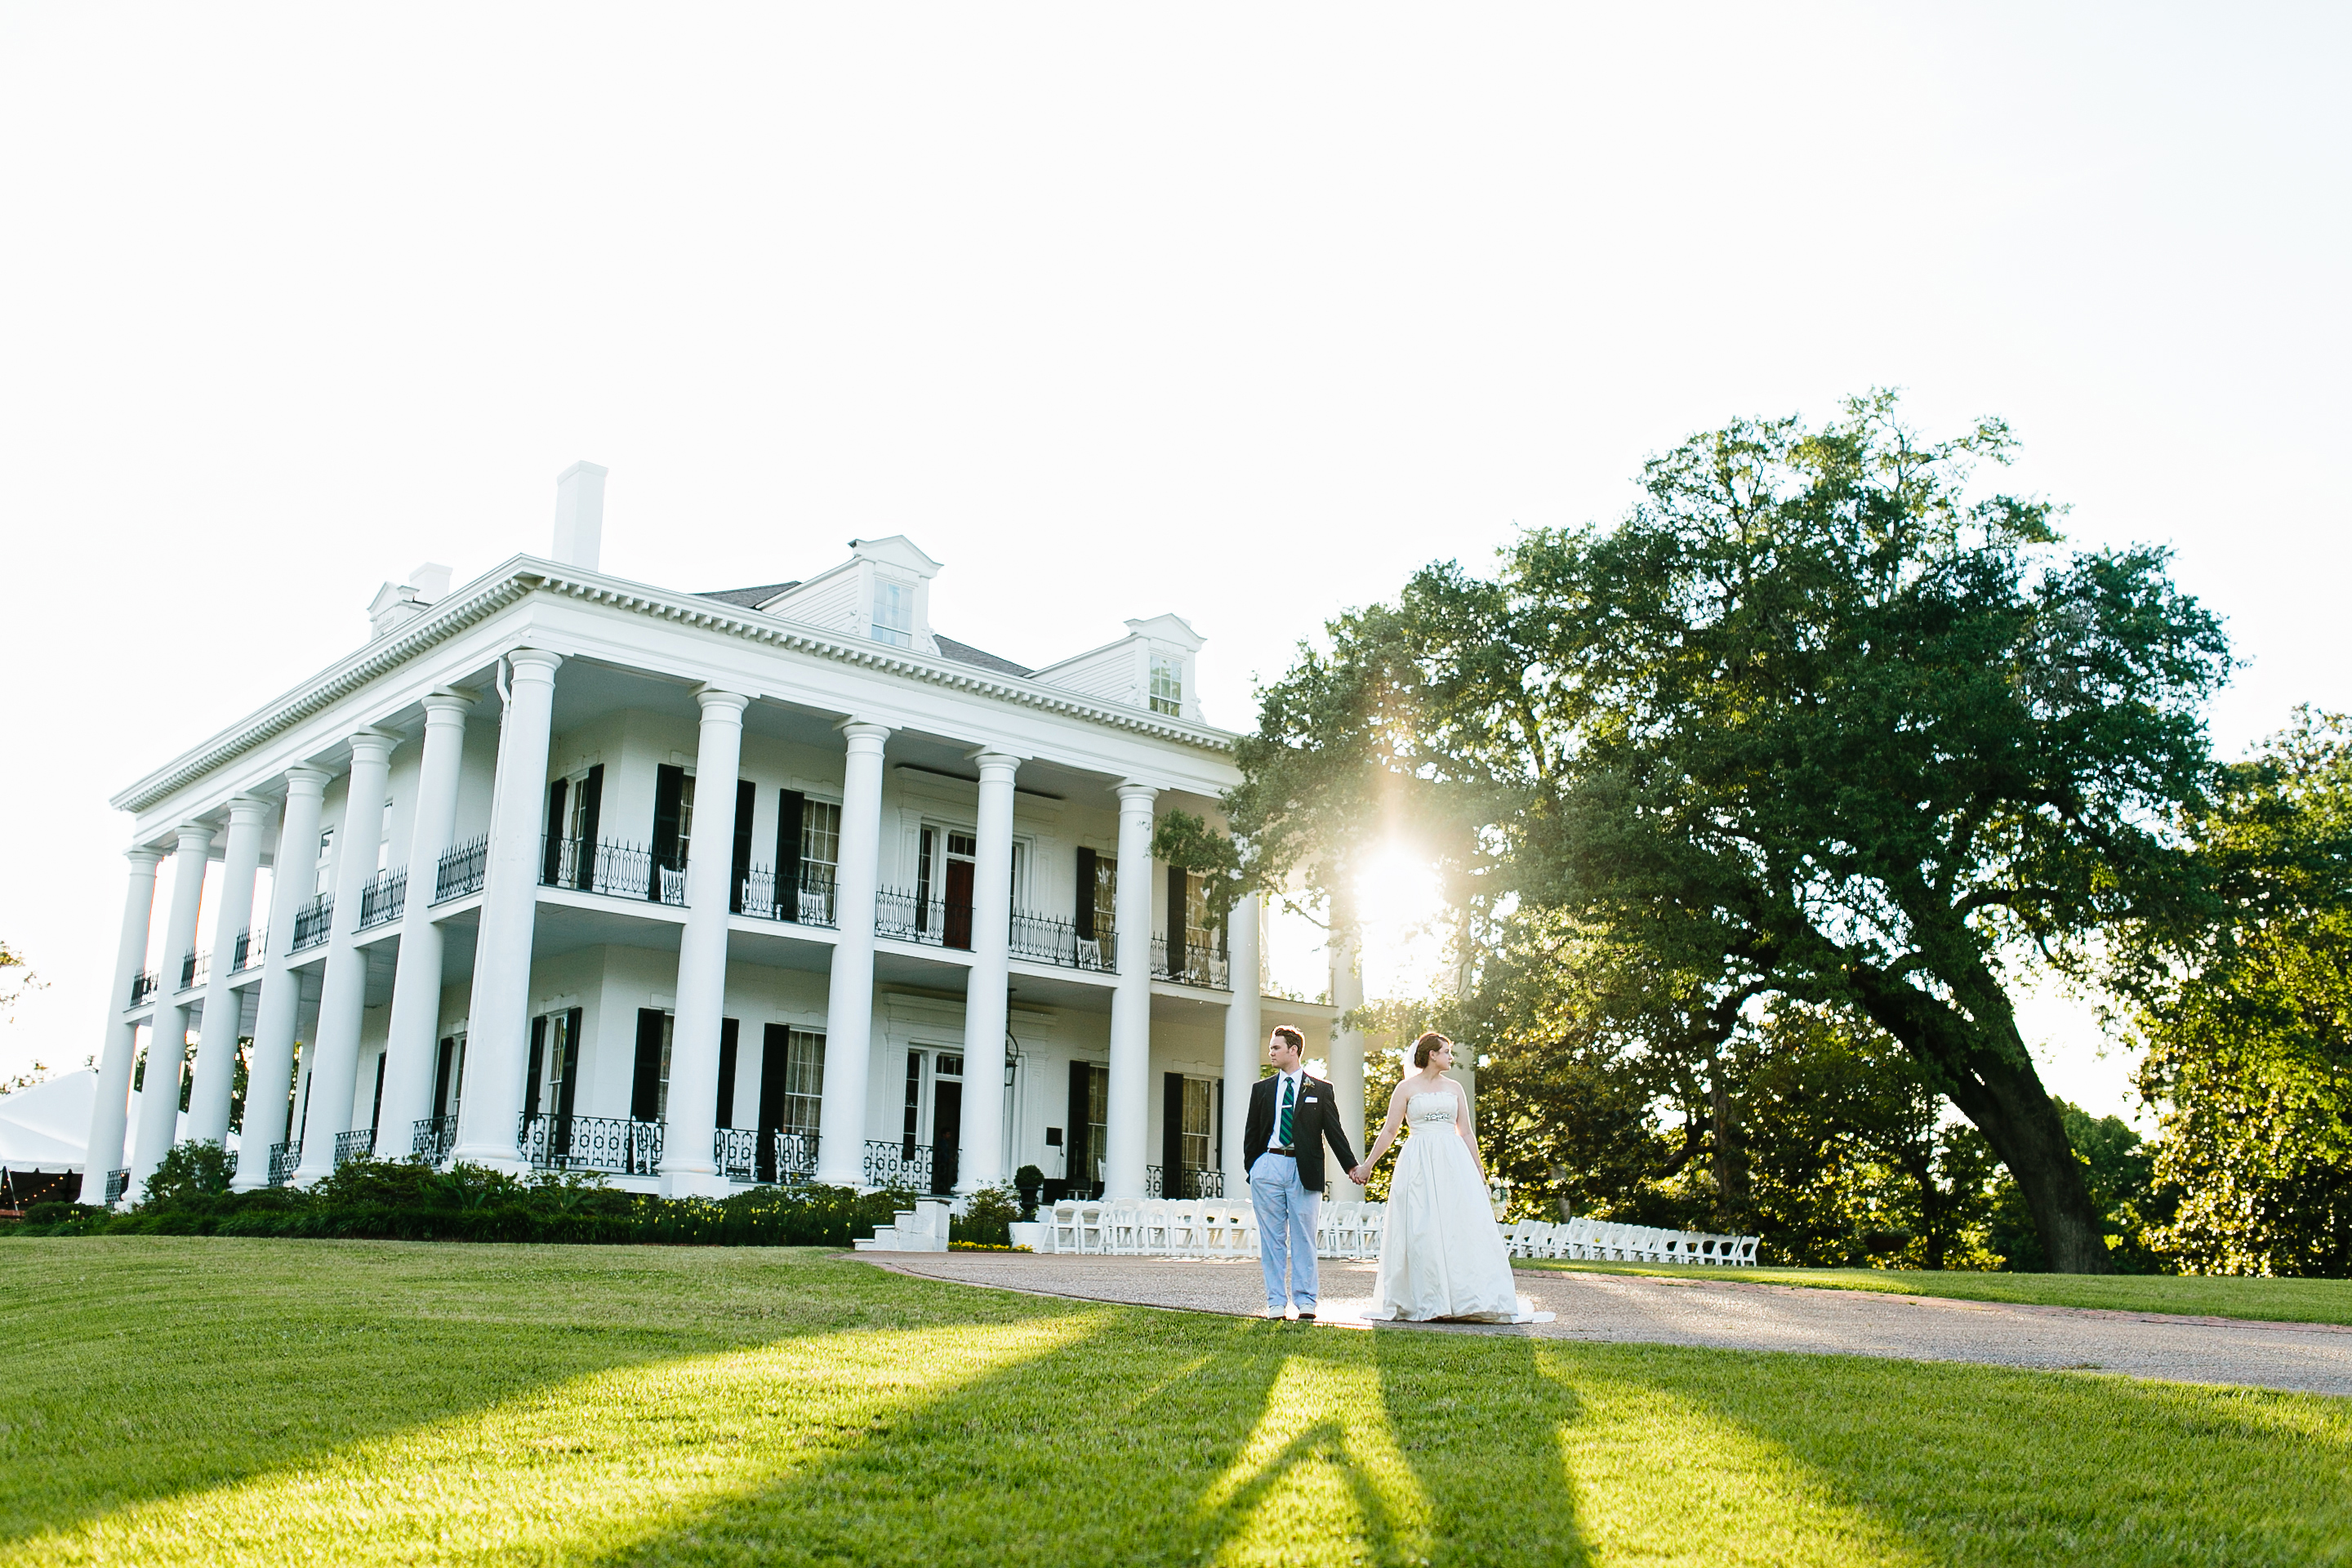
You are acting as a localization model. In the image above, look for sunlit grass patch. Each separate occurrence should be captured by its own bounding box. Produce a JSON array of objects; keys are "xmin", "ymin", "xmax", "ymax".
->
[
  {"xmin": 4, "ymin": 1240, "xmax": 2350, "ymax": 1566},
  {"xmin": 1517, "ymin": 1261, "xmax": 2352, "ymax": 1325}
]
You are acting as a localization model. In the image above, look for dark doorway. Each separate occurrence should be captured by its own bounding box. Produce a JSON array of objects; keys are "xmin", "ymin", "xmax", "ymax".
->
[
  {"xmin": 931, "ymin": 1079, "xmax": 961, "ymax": 1195},
  {"xmin": 943, "ymin": 857, "xmax": 975, "ymax": 950},
  {"xmin": 757, "ymin": 1023, "xmax": 790, "ymax": 1183}
]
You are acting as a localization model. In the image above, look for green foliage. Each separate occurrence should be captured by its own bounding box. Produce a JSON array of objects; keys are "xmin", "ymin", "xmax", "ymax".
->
[
  {"xmin": 1229, "ymin": 393, "xmax": 2232, "ymax": 1272},
  {"xmin": 950, "ymin": 1183, "xmax": 1022, "ymax": 1247},
  {"xmin": 2122, "ymin": 710, "xmax": 2352, "ymax": 1276},
  {"xmin": 1150, "ymin": 809, "xmax": 1245, "ymax": 924},
  {"xmin": 10, "ymin": 1156, "xmax": 906, "ymax": 1248}
]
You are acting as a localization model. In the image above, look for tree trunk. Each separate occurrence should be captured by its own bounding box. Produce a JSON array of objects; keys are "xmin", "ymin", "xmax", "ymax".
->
[
  {"xmin": 1850, "ymin": 967, "xmax": 2111, "ymax": 1273},
  {"xmin": 1708, "ymin": 1071, "xmax": 1748, "ymax": 1229}
]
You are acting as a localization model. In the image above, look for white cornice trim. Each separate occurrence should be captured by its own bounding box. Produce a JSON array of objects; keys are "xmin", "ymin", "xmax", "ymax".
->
[{"xmin": 112, "ymin": 556, "xmax": 1237, "ymax": 815}]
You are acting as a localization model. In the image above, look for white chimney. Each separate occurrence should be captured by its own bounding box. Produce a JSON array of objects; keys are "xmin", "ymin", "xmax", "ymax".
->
[
  {"xmin": 408, "ymin": 561, "xmax": 452, "ymax": 600},
  {"xmin": 552, "ymin": 461, "xmax": 608, "ymax": 571}
]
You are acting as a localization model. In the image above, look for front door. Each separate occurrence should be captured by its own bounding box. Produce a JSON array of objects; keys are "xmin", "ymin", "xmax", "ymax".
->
[{"xmin": 931, "ymin": 1053, "xmax": 963, "ymax": 1195}]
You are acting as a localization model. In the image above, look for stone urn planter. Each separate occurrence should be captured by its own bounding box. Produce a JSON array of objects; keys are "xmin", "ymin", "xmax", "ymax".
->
[{"xmin": 1008, "ymin": 1220, "xmax": 1049, "ymax": 1253}]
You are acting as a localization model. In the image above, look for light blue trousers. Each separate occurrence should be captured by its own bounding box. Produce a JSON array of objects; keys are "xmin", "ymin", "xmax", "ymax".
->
[{"xmin": 1250, "ymin": 1152, "xmax": 1319, "ymax": 1311}]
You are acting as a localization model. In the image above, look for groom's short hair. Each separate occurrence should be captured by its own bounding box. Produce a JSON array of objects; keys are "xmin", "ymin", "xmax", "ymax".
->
[{"xmin": 1269, "ymin": 1026, "xmax": 1304, "ymax": 1054}]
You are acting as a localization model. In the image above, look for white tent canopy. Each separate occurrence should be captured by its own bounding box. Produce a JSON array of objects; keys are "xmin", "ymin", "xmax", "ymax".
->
[{"xmin": 0, "ymin": 1068, "xmax": 96, "ymax": 1171}]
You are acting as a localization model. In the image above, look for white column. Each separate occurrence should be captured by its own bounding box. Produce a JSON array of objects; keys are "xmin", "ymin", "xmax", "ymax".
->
[
  {"xmin": 128, "ymin": 822, "xmax": 215, "ymax": 1196},
  {"xmin": 185, "ymin": 796, "xmax": 270, "ymax": 1146},
  {"xmin": 1326, "ymin": 889, "xmax": 1366, "ymax": 1200},
  {"xmin": 375, "ymin": 689, "xmax": 474, "ymax": 1160},
  {"xmin": 1103, "ymin": 782, "xmax": 1158, "ymax": 1200},
  {"xmin": 1220, "ymin": 891, "xmax": 1263, "ymax": 1197},
  {"xmin": 292, "ymin": 728, "xmax": 401, "ymax": 1183},
  {"xmin": 660, "ymin": 687, "xmax": 750, "ymax": 1198},
  {"xmin": 814, "ymin": 720, "xmax": 890, "ymax": 1187},
  {"xmin": 234, "ymin": 766, "xmax": 330, "ymax": 1189},
  {"xmin": 956, "ymin": 750, "xmax": 1020, "ymax": 1194},
  {"xmin": 452, "ymin": 649, "xmax": 562, "ymax": 1171},
  {"xmin": 87, "ymin": 847, "xmax": 163, "ymax": 1205}
]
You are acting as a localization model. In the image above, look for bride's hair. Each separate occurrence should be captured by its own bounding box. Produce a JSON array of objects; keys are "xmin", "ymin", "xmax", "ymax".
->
[{"xmin": 1411, "ymin": 1031, "xmax": 1452, "ymax": 1068}]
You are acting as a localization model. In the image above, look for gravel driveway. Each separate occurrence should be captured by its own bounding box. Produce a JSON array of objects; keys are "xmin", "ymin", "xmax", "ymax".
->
[{"xmin": 863, "ymin": 1252, "xmax": 2352, "ymax": 1397}]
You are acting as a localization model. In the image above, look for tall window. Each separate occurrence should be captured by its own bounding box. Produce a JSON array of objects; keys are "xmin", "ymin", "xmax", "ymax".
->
[
  {"xmin": 1149, "ymin": 652, "xmax": 1183, "ymax": 716},
  {"xmin": 1183, "ymin": 869, "xmax": 1213, "ymax": 955},
  {"xmin": 377, "ymin": 797, "xmax": 395, "ymax": 871},
  {"xmin": 314, "ymin": 827, "xmax": 336, "ymax": 895},
  {"xmin": 1094, "ymin": 856, "xmax": 1118, "ymax": 947},
  {"xmin": 801, "ymin": 800, "xmax": 840, "ymax": 875},
  {"xmin": 872, "ymin": 580, "xmax": 913, "ymax": 647},
  {"xmin": 675, "ymin": 775, "xmax": 697, "ymax": 862},
  {"xmin": 1086, "ymin": 1067, "xmax": 1109, "ymax": 1184},
  {"xmin": 653, "ymin": 1012, "xmax": 675, "ymax": 1121},
  {"xmin": 1181, "ymin": 1078, "xmax": 1214, "ymax": 1178},
  {"xmin": 565, "ymin": 776, "xmax": 595, "ymax": 842},
  {"xmin": 783, "ymin": 1029, "xmax": 825, "ymax": 1137}
]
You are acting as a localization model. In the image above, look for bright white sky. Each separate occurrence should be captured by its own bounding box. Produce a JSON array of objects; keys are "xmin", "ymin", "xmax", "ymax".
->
[{"xmin": 4, "ymin": 7, "xmax": 2347, "ymax": 1130}]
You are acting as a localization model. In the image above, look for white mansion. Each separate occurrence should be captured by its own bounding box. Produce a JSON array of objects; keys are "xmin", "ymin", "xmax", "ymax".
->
[{"xmin": 87, "ymin": 465, "xmax": 1360, "ymax": 1208}]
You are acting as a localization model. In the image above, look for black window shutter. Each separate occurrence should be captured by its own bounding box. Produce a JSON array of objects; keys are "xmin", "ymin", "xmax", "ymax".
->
[
  {"xmin": 557, "ymin": 1009, "xmax": 584, "ymax": 1120},
  {"xmin": 630, "ymin": 1008, "xmax": 666, "ymax": 1121},
  {"xmin": 758, "ymin": 1023, "xmax": 790, "ymax": 1134},
  {"xmin": 371, "ymin": 1052, "xmax": 387, "ymax": 1133},
  {"xmin": 776, "ymin": 791, "xmax": 805, "ymax": 922},
  {"xmin": 729, "ymin": 779, "xmax": 756, "ymax": 913},
  {"xmin": 576, "ymin": 764, "xmax": 604, "ymax": 887},
  {"xmin": 715, "ymin": 1017, "xmax": 740, "ymax": 1125},
  {"xmin": 1075, "ymin": 847, "xmax": 1096, "ymax": 939},
  {"xmin": 1215, "ymin": 1077, "xmax": 1224, "ymax": 1169},
  {"xmin": 433, "ymin": 1036, "xmax": 455, "ymax": 1119},
  {"xmin": 1067, "ymin": 1059, "xmax": 1092, "ymax": 1191},
  {"xmin": 542, "ymin": 777, "xmax": 568, "ymax": 884},
  {"xmin": 1162, "ymin": 1072, "xmax": 1184, "ymax": 1187},
  {"xmin": 652, "ymin": 765, "xmax": 686, "ymax": 898},
  {"xmin": 524, "ymin": 1015, "xmax": 547, "ymax": 1120},
  {"xmin": 1167, "ymin": 864, "xmax": 1187, "ymax": 961}
]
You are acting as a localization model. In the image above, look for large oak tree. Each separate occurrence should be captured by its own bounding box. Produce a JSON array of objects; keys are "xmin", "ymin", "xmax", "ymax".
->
[{"xmin": 1229, "ymin": 394, "xmax": 2230, "ymax": 1272}]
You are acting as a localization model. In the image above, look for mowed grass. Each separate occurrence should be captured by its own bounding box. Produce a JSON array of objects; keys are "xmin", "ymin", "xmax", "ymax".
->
[
  {"xmin": 2, "ymin": 1241, "xmax": 2350, "ymax": 1566},
  {"xmin": 1517, "ymin": 1260, "xmax": 2352, "ymax": 1325}
]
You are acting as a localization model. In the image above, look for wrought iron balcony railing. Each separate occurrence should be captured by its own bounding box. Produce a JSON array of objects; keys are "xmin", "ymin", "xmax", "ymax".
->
[
  {"xmin": 874, "ymin": 888, "xmax": 973, "ymax": 949},
  {"xmin": 1144, "ymin": 1165, "xmax": 1225, "ymax": 1200},
  {"xmin": 1152, "ymin": 935, "xmax": 1231, "ymax": 991},
  {"xmin": 128, "ymin": 969, "xmax": 159, "ymax": 1007},
  {"xmin": 179, "ymin": 947, "xmax": 209, "ymax": 991},
  {"xmin": 519, "ymin": 1112, "xmax": 664, "ymax": 1174},
  {"xmin": 863, "ymin": 1138, "xmax": 934, "ymax": 1192},
  {"xmin": 435, "ymin": 835, "xmax": 488, "ymax": 902},
  {"xmin": 104, "ymin": 1169, "xmax": 129, "ymax": 1205},
  {"xmin": 715, "ymin": 1127, "xmax": 821, "ymax": 1184},
  {"xmin": 268, "ymin": 1141, "xmax": 301, "ymax": 1186},
  {"xmin": 290, "ymin": 893, "xmax": 335, "ymax": 952},
  {"xmin": 232, "ymin": 924, "xmax": 267, "ymax": 971},
  {"xmin": 358, "ymin": 867, "xmax": 408, "ymax": 929},
  {"xmin": 541, "ymin": 837, "xmax": 686, "ymax": 906},
  {"xmin": 1009, "ymin": 910, "xmax": 1116, "ymax": 973},
  {"xmin": 333, "ymin": 1129, "xmax": 374, "ymax": 1167},
  {"xmin": 737, "ymin": 862, "xmax": 840, "ymax": 928},
  {"xmin": 412, "ymin": 1114, "xmax": 459, "ymax": 1164}
]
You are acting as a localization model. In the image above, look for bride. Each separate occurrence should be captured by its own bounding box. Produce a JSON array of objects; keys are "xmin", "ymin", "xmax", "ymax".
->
[{"xmin": 1350, "ymin": 1031, "xmax": 1537, "ymax": 1324}]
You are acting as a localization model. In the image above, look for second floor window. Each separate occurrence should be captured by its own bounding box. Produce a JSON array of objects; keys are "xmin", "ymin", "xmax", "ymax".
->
[
  {"xmin": 801, "ymin": 800, "xmax": 840, "ymax": 875},
  {"xmin": 872, "ymin": 580, "xmax": 913, "ymax": 647},
  {"xmin": 1149, "ymin": 653, "xmax": 1183, "ymax": 716}
]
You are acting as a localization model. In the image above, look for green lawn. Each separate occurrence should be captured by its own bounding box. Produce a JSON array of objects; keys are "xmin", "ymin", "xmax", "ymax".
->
[
  {"xmin": 1517, "ymin": 1260, "xmax": 2352, "ymax": 1325},
  {"xmin": 2, "ymin": 1241, "xmax": 2348, "ymax": 1566}
]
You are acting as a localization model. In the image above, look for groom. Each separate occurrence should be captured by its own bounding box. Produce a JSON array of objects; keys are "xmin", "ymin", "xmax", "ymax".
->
[{"xmin": 1244, "ymin": 1025, "xmax": 1361, "ymax": 1321}]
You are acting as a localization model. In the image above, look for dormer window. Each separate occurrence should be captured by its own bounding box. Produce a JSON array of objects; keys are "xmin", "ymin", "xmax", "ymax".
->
[
  {"xmin": 1149, "ymin": 652, "xmax": 1183, "ymax": 716},
  {"xmin": 872, "ymin": 580, "xmax": 914, "ymax": 648}
]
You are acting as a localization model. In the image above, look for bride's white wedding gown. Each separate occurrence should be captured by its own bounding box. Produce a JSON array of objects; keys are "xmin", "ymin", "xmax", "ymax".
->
[{"xmin": 1370, "ymin": 1090, "xmax": 1544, "ymax": 1324}]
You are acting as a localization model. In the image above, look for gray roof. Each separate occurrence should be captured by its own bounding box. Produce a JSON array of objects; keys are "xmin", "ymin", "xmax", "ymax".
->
[{"xmin": 697, "ymin": 583, "xmax": 1033, "ymax": 677}]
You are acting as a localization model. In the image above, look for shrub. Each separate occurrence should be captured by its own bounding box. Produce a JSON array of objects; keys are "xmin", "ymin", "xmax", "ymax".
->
[{"xmin": 951, "ymin": 1183, "xmax": 1022, "ymax": 1247}]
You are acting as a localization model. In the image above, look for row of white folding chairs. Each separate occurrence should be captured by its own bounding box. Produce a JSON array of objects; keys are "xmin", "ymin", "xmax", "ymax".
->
[
  {"xmin": 1045, "ymin": 1198, "xmax": 1392, "ymax": 1258},
  {"xmin": 1502, "ymin": 1215, "xmax": 1759, "ymax": 1266}
]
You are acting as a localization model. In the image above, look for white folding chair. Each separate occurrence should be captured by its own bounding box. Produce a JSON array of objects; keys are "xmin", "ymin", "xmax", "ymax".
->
[
  {"xmin": 1049, "ymin": 1201, "xmax": 1081, "ymax": 1254},
  {"xmin": 1076, "ymin": 1201, "xmax": 1109, "ymax": 1254},
  {"xmin": 1357, "ymin": 1204, "xmax": 1386, "ymax": 1260},
  {"xmin": 1166, "ymin": 1201, "xmax": 1204, "ymax": 1256},
  {"xmin": 1138, "ymin": 1200, "xmax": 1172, "ymax": 1254}
]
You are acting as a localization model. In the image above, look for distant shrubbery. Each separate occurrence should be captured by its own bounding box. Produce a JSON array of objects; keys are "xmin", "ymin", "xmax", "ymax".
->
[{"xmin": 7, "ymin": 1141, "xmax": 910, "ymax": 1248}]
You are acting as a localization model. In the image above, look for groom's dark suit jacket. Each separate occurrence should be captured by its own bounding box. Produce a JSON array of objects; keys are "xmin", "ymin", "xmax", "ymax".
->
[{"xmin": 1243, "ymin": 1071, "xmax": 1361, "ymax": 1193}]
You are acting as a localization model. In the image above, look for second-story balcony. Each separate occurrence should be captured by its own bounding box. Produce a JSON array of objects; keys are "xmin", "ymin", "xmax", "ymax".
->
[
  {"xmin": 128, "ymin": 969, "xmax": 159, "ymax": 1007},
  {"xmin": 541, "ymin": 836, "xmax": 686, "ymax": 907},
  {"xmin": 875, "ymin": 887, "xmax": 971, "ymax": 949},
  {"xmin": 1152, "ymin": 934, "xmax": 1230, "ymax": 991},
  {"xmin": 232, "ymin": 923, "xmax": 267, "ymax": 972},
  {"xmin": 737, "ymin": 862, "xmax": 839, "ymax": 928},
  {"xmin": 1009, "ymin": 910, "xmax": 1115, "ymax": 973},
  {"xmin": 434, "ymin": 835, "xmax": 488, "ymax": 902},
  {"xmin": 290, "ymin": 893, "xmax": 334, "ymax": 953},
  {"xmin": 358, "ymin": 867, "xmax": 407, "ymax": 930},
  {"xmin": 179, "ymin": 947, "xmax": 210, "ymax": 992}
]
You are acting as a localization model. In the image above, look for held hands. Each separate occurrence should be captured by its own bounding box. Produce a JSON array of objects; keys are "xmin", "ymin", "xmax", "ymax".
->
[{"xmin": 1347, "ymin": 1164, "xmax": 1370, "ymax": 1186}]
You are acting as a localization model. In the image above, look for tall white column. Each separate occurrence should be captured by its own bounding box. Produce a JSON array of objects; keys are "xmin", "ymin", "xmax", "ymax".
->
[
  {"xmin": 129, "ymin": 822, "xmax": 216, "ymax": 1196},
  {"xmin": 452, "ymin": 649, "xmax": 562, "ymax": 1172},
  {"xmin": 1326, "ymin": 888, "xmax": 1366, "ymax": 1200},
  {"xmin": 185, "ymin": 796, "xmax": 270, "ymax": 1146},
  {"xmin": 87, "ymin": 847, "xmax": 164, "ymax": 1205},
  {"xmin": 1103, "ymin": 782, "xmax": 1158, "ymax": 1200},
  {"xmin": 375, "ymin": 690, "xmax": 474, "ymax": 1159},
  {"xmin": 660, "ymin": 687, "xmax": 750, "ymax": 1198},
  {"xmin": 234, "ymin": 766, "xmax": 331, "ymax": 1189},
  {"xmin": 956, "ymin": 750, "xmax": 1020, "ymax": 1194},
  {"xmin": 293, "ymin": 728, "xmax": 401, "ymax": 1183},
  {"xmin": 1220, "ymin": 891, "xmax": 1263, "ymax": 1197},
  {"xmin": 814, "ymin": 720, "xmax": 890, "ymax": 1188}
]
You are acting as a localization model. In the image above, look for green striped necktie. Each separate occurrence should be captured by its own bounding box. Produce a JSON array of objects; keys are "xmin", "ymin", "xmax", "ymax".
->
[{"xmin": 1278, "ymin": 1076, "xmax": 1294, "ymax": 1147}]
